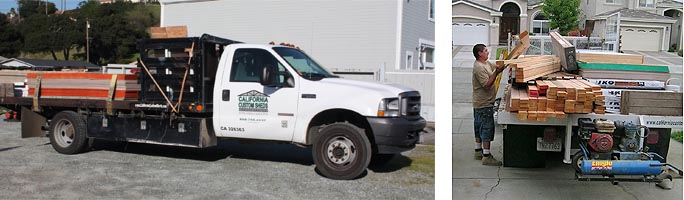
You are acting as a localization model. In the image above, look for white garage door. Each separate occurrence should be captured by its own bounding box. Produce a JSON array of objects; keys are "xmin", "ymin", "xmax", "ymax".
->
[
  {"xmin": 620, "ymin": 27, "xmax": 661, "ymax": 51},
  {"xmin": 453, "ymin": 22, "xmax": 489, "ymax": 46}
]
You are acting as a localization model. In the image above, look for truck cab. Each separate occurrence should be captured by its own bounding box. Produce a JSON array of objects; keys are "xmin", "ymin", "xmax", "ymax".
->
[{"xmin": 213, "ymin": 43, "xmax": 426, "ymax": 179}]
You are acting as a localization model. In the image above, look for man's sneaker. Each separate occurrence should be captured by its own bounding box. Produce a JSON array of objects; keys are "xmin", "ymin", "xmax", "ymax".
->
[
  {"xmin": 474, "ymin": 150, "xmax": 483, "ymax": 160},
  {"xmin": 482, "ymin": 155, "xmax": 502, "ymax": 166}
]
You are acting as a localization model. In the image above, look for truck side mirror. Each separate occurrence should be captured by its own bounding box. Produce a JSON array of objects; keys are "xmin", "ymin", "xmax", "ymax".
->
[{"xmin": 260, "ymin": 64, "xmax": 276, "ymax": 87}]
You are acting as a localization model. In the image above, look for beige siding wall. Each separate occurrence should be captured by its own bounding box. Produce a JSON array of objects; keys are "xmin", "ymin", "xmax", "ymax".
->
[{"xmin": 453, "ymin": 4, "xmax": 492, "ymax": 21}]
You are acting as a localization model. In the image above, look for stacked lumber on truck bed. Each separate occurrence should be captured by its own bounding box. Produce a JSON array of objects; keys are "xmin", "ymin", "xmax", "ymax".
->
[
  {"xmin": 150, "ymin": 26, "xmax": 188, "ymax": 39},
  {"xmin": 26, "ymin": 73, "xmax": 140, "ymax": 100},
  {"xmin": 576, "ymin": 51, "xmax": 644, "ymax": 65},
  {"xmin": 506, "ymin": 79, "xmax": 606, "ymax": 121},
  {"xmin": 496, "ymin": 55, "xmax": 561, "ymax": 83},
  {"xmin": 579, "ymin": 62, "xmax": 670, "ymax": 83}
]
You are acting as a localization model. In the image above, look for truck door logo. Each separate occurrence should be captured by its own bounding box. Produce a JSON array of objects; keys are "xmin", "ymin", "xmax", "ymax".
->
[{"xmin": 238, "ymin": 90, "xmax": 270, "ymax": 113}]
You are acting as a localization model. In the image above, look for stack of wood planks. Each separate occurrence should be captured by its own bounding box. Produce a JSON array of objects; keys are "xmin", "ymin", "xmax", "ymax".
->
[
  {"xmin": 507, "ymin": 79, "xmax": 606, "ymax": 121},
  {"xmin": 26, "ymin": 73, "xmax": 140, "ymax": 100},
  {"xmin": 150, "ymin": 26, "xmax": 188, "ymax": 39},
  {"xmin": 576, "ymin": 51, "xmax": 644, "ymax": 65},
  {"xmin": 497, "ymin": 55, "xmax": 561, "ymax": 83},
  {"xmin": 579, "ymin": 62, "xmax": 670, "ymax": 83}
]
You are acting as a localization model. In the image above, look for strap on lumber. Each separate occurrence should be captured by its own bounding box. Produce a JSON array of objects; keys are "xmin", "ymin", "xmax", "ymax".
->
[
  {"xmin": 106, "ymin": 74, "xmax": 118, "ymax": 115},
  {"xmin": 32, "ymin": 73, "xmax": 42, "ymax": 112},
  {"xmin": 139, "ymin": 59, "xmax": 178, "ymax": 113},
  {"xmin": 175, "ymin": 42, "xmax": 195, "ymax": 110}
]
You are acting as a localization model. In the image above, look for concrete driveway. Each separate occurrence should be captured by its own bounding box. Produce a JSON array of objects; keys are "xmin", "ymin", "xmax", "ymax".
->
[{"xmin": 452, "ymin": 46, "xmax": 683, "ymax": 199}]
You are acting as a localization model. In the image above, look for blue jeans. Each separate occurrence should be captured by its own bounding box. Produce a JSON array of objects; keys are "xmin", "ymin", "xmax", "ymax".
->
[{"xmin": 474, "ymin": 107, "xmax": 495, "ymax": 142}]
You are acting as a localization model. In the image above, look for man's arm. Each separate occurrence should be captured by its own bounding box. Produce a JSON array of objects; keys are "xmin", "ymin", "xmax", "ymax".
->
[{"xmin": 483, "ymin": 64, "xmax": 506, "ymax": 91}]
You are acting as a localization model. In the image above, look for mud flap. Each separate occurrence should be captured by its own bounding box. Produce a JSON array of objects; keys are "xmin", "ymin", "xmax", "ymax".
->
[{"xmin": 21, "ymin": 106, "xmax": 47, "ymax": 138}]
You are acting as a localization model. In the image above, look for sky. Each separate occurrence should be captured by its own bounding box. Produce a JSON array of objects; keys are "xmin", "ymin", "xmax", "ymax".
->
[{"xmin": 0, "ymin": 0, "xmax": 83, "ymax": 14}]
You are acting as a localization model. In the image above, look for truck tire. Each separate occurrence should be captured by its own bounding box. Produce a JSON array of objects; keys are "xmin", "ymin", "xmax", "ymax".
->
[
  {"xmin": 49, "ymin": 111, "xmax": 89, "ymax": 154},
  {"xmin": 313, "ymin": 122, "xmax": 372, "ymax": 180}
]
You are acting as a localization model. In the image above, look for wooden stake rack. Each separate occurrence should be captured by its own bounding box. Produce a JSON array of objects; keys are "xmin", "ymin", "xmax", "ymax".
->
[{"xmin": 506, "ymin": 79, "xmax": 605, "ymax": 122}]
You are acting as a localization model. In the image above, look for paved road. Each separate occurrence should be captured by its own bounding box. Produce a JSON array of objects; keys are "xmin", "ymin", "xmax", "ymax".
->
[
  {"xmin": 0, "ymin": 116, "xmax": 434, "ymax": 199},
  {"xmin": 452, "ymin": 45, "xmax": 683, "ymax": 199}
]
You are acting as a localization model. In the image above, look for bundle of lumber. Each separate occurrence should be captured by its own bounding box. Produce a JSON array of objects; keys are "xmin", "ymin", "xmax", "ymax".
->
[
  {"xmin": 578, "ymin": 62, "xmax": 670, "ymax": 82},
  {"xmin": 507, "ymin": 79, "xmax": 606, "ymax": 121},
  {"xmin": 150, "ymin": 26, "xmax": 188, "ymax": 39},
  {"xmin": 542, "ymin": 72, "xmax": 582, "ymax": 80},
  {"xmin": 26, "ymin": 73, "xmax": 140, "ymax": 100},
  {"xmin": 496, "ymin": 55, "xmax": 561, "ymax": 83},
  {"xmin": 576, "ymin": 51, "xmax": 644, "ymax": 65}
]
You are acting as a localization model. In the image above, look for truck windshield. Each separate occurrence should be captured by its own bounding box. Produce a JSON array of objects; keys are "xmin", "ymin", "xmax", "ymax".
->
[{"xmin": 273, "ymin": 47, "xmax": 337, "ymax": 80}]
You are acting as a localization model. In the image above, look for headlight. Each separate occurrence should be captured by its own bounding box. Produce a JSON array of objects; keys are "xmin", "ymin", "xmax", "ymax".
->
[{"xmin": 377, "ymin": 98, "xmax": 400, "ymax": 117}]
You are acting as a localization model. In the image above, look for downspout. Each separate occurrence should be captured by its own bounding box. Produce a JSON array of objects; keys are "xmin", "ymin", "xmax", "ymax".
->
[{"xmin": 394, "ymin": 0, "xmax": 403, "ymax": 70}]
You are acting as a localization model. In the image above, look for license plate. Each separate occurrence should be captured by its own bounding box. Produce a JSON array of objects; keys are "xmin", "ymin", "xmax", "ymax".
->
[{"xmin": 536, "ymin": 137, "xmax": 562, "ymax": 152}]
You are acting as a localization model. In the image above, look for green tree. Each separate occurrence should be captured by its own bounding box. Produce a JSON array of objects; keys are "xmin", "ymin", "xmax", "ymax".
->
[
  {"xmin": 19, "ymin": 14, "xmax": 83, "ymax": 60},
  {"xmin": 541, "ymin": 0, "xmax": 581, "ymax": 36},
  {"xmin": 78, "ymin": 2, "xmax": 149, "ymax": 64},
  {"xmin": 0, "ymin": 13, "xmax": 23, "ymax": 58},
  {"xmin": 18, "ymin": 0, "xmax": 57, "ymax": 19}
]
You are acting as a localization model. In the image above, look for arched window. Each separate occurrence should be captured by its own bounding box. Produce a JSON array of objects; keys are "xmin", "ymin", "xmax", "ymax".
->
[{"xmin": 532, "ymin": 12, "xmax": 550, "ymax": 35}]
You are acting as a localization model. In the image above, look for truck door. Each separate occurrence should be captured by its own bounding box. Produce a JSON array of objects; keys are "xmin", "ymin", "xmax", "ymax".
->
[{"xmin": 215, "ymin": 48, "xmax": 299, "ymax": 141}]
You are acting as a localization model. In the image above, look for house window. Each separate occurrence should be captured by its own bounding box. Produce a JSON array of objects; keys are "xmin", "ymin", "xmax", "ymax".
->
[
  {"xmin": 638, "ymin": 0, "xmax": 654, "ymax": 8},
  {"xmin": 428, "ymin": 0, "xmax": 434, "ymax": 21},
  {"xmin": 418, "ymin": 39, "xmax": 434, "ymax": 70},
  {"xmin": 405, "ymin": 51, "xmax": 414, "ymax": 70},
  {"xmin": 532, "ymin": 13, "xmax": 550, "ymax": 35}
]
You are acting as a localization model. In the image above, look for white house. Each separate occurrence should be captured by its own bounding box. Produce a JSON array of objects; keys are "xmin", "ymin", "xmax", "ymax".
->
[{"xmin": 158, "ymin": 0, "xmax": 436, "ymax": 121}]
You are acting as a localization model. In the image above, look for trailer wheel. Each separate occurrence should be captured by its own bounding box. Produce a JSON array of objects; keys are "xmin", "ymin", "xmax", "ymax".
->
[
  {"xmin": 572, "ymin": 152, "xmax": 585, "ymax": 172},
  {"xmin": 49, "ymin": 111, "xmax": 88, "ymax": 154},
  {"xmin": 313, "ymin": 122, "xmax": 371, "ymax": 180}
]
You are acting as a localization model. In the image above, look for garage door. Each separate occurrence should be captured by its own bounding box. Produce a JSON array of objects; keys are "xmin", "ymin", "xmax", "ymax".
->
[
  {"xmin": 620, "ymin": 27, "xmax": 661, "ymax": 51},
  {"xmin": 453, "ymin": 22, "xmax": 489, "ymax": 46}
]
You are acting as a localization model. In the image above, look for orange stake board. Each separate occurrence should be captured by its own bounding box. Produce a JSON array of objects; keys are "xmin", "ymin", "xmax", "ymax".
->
[{"xmin": 28, "ymin": 88, "xmax": 138, "ymax": 100}]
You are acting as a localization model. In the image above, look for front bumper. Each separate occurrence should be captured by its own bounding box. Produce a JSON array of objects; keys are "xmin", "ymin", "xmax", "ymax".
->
[{"xmin": 366, "ymin": 117, "xmax": 426, "ymax": 154}]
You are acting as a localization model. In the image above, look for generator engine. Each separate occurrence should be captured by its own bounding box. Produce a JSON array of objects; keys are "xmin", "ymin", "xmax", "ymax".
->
[
  {"xmin": 588, "ymin": 133, "xmax": 613, "ymax": 153},
  {"xmin": 618, "ymin": 122, "xmax": 643, "ymax": 152}
]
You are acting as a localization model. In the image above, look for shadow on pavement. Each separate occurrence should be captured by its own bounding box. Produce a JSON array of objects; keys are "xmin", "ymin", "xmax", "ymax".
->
[
  {"xmin": 86, "ymin": 139, "xmax": 314, "ymax": 166},
  {"xmin": 0, "ymin": 146, "xmax": 21, "ymax": 152},
  {"xmin": 368, "ymin": 154, "xmax": 413, "ymax": 173}
]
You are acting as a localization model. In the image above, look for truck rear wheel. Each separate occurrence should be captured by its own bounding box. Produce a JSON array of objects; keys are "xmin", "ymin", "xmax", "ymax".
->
[
  {"xmin": 49, "ymin": 111, "xmax": 89, "ymax": 154},
  {"xmin": 313, "ymin": 122, "xmax": 371, "ymax": 180}
]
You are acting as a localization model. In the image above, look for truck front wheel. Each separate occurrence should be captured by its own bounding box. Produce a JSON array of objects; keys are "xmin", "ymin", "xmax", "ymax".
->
[
  {"xmin": 49, "ymin": 111, "xmax": 89, "ymax": 154},
  {"xmin": 313, "ymin": 122, "xmax": 372, "ymax": 180}
]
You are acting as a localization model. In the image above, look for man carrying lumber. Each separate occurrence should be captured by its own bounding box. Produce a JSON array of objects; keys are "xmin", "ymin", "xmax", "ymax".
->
[{"xmin": 472, "ymin": 44, "xmax": 507, "ymax": 166}]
